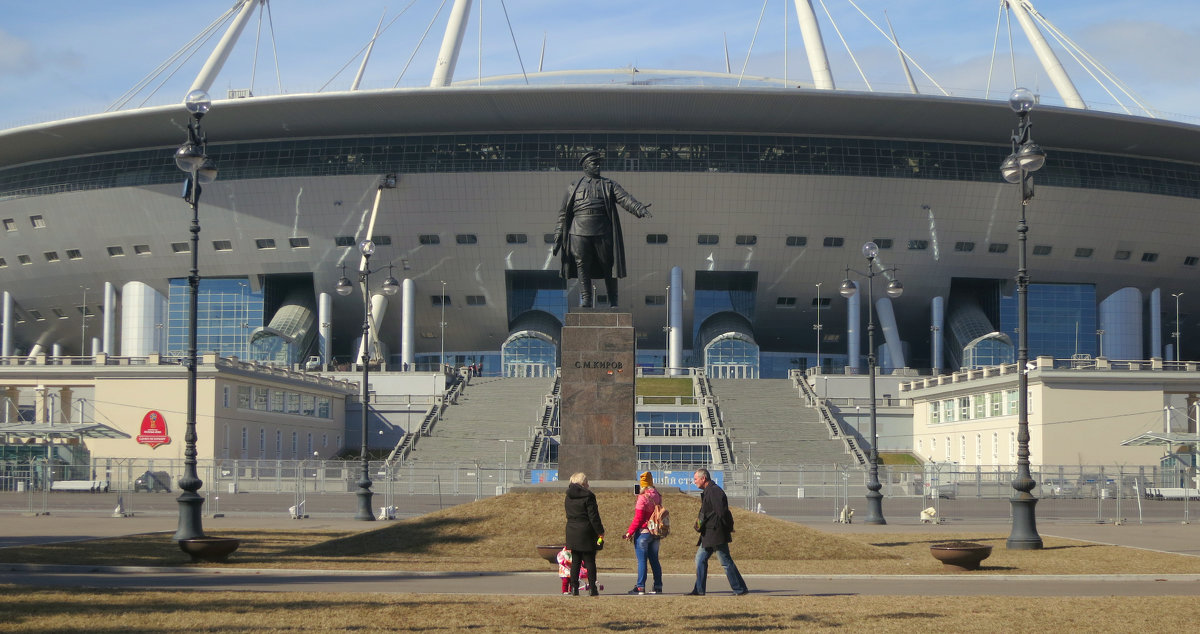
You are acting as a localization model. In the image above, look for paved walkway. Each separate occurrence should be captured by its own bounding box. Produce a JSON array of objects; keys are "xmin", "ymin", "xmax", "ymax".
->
[{"xmin": 2, "ymin": 511, "xmax": 1200, "ymax": 596}]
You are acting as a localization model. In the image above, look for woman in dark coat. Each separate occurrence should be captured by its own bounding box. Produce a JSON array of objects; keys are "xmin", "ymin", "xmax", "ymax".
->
[{"xmin": 564, "ymin": 472, "xmax": 605, "ymax": 596}]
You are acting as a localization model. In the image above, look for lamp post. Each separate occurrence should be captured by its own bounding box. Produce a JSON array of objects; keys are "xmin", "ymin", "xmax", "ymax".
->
[
  {"xmin": 499, "ymin": 439, "xmax": 516, "ymax": 489},
  {"xmin": 440, "ymin": 280, "xmax": 447, "ymax": 373},
  {"xmin": 1096, "ymin": 329, "xmax": 1105, "ymax": 358},
  {"xmin": 840, "ymin": 241, "xmax": 903, "ymax": 525},
  {"xmin": 335, "ymin": 236, "xmax": 400, "ymax": 520},
  {"xmin": 999, "ymin": 87, "xmax": 1047, "ymax": 550},
  {"xmin": 814, "ymin": 282, "xmax": 823, "ymax": 374},
  {"xmin": 1173, "ymin": 292, "xmax": 1184, "ymax": 362},
  {"xmin": 173, "ymin": 90, "xmax": 218, "ymax": 541}
]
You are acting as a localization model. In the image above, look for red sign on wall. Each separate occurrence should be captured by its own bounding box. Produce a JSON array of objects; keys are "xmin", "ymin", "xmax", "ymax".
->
[{"xmin": 136, "ymin": 410, "xmax": 171, "ymax": 449}]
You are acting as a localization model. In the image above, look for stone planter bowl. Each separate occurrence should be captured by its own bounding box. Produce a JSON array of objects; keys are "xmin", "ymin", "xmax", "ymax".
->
[
  {"xmin": 536, "ymin": 544, "xmax": 564, "ymax": 563},
  {"xmin": 179, "ymin": 536, "xmax": 241, "ymax": 563},
  {"xmin": 930, "ymin": 541, "xmax": 992, "ymax": 571}
]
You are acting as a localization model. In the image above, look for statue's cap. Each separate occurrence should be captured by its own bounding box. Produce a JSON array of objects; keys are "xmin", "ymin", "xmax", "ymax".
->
[{"xmin": 579, "ymin": 150, "xmax": 602, "ymax": 165}]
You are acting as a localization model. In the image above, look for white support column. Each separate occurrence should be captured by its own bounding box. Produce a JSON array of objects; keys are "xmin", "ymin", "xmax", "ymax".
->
[
  {"xmin": 51, "ymin": 344, "xmax": 62, "ymax": 359},
  {"xmin": 318, "ymin": 292, "xmax": 332, "ymax": 369},
  {"xmin": 877, "ymin": 296, "xmax": 906, "ymax": 371},
  {"xmin": 846, "ymin": 281, "xmax": 860, "ymax": 373},
  {"xmin": 91, "ymin": 337, "xmax": 101, "ymax": 357},
  {"xmin": 120, "ymin": 282, "xmax": 166, "ymax": 356},
  {"xmin": 1007, "ymin": 0, "xmax": 1085, "ymax": 109},
  {"xmin": 931, "ymin": 296, "xmax": 945, "ymax": 375},
  {"xmin": 102, "ymin": 282, "xmax": 116, "ymax": 354},
  {"xmin": 401, "ymin": 279, "xmax": 415, "ymax": 369},
  {"xmin": 793, "ymin": 0, "xmax": 835, "ymax": 90},
  {"xmin": 430, "ymin": 0, "xmax": 474, "ymax": 87},
  {"xmin": 188, "ymin": 0, "xmax": 263, "ymax": 97},
  {"xmin": 1, "ymin": 291, "xmax": 11, "ymax": 357},
  {"xmin": 668, "ymin": 266, "xmax": 683, "ymax": 376}
]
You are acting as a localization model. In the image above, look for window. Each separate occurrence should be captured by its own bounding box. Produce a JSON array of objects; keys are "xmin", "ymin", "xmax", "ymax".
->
[
  {"xmin": 1185, "ymin": 256, "xmax": 1199, "ymax": 266},
  {"xmin": 171, "ymin": 242, "xmax": 189, "ymax": 253},
  {"xmin": 1114, "ymin": 250, "xmax": 1131, "ymax": 260},
  {"xmin": 52, "ymin": 308, "xmax": 67, "ymax": 319},
  {"xmin": 465, "ymin": 295, "xmax": 486, "ymax": 306},
  {"xmin": 66, "ymin": 249, "xmax": 82, "ymax": 260},
  {"xmin": 44, "ymin": 252, "xmax": 59, "ymax": 262},
  {"xmin": 334, "ymin": 236, "xmax": 355, "ymax": 247},
  {"xmin": 17, "ymin": 254, "xmax": 31, "ymax": 265},
  {"xmin": 786, "ymin": 236, "xmax": 807, "ymax": 247},
  {"xmin": 30, "ymin": 215, "xmax": 45, "ymax": 228},
  {"xmin": 645, "ymin": 295, "xmax": 666, "ymax": 306},
  {"xmin": 954, "ymin": 241, "xmax": 975, "ymax": 252},
  {"xmin": 973, "ymin": 395, "xmax": 985, "ymax": 419},
  {"xmin": 133, "ymin": 244, "xmax": 151, "ymax": 255},
  {"xmin": 1032, "ymin": 245, "xmax": 1052, "ymax": 256},
  {"xmin": 990, "ymin": 391, "xmax": 1002, "ymax": 417},
  {"xmin": 776, "ymin": 297, "xmax": 797, "ymax": 308},
  {"xmin": 223, "ymin": 386, "xmax": 230, "ymax": 408},
  {"xmin": 505, "ymin": 233, "xmax": 527, "ymax": 244},
  {"xmin": 276, "ymin": 431, "xmax": 282, "ymax": 458},
  {"xmin": 291, "ymin": 431, "xmax": 298, "ymax": 457},
  {"xmin": 255, "ymin": 239, "xmax": 276, "ymax": 249},
  {"xmin": 1074, "ymin": 247, "xmax": 1093, "ymax": 258},
  {"xmin": 872, "ymin": 238, "xmax": 893, "ymax": 249},
  {"xmin": 812, "ymin": 297, "xmax": 831, "ymax": 308},
  {"xmin": 77, "ymin": 305, "xmax": 95, "ymax": 316},
  {"xmin": 646, "ymin": 234, "xmax": 668, "ymax": 244},
  {"xmin": 907, "ymin": 240, "xmax": 928, "ymax": 250},
  {"xmin": 432, "ymin": 295, "xmax": 450, "ymax": 306},
  {"xmin": 374, "ymin": 236, "xmax": 392, "ymax": 246},
  {"xmin": 543, "ymin": 233, "xmax": 556, "ymax": 244},
  {"xmin": 959, "ymin": 397, "xmax": 971, "ymax": 421},
  {"xmin": 241, "ymin": 427, "xmax": 248, "ymax": 452},
  {"xmin": 0, "ymin": 258, "xmax": 6, "ymax": 267},
  {"xmin": 289, "ymin": 237, "xmax": 310, "ymax": 248},
  {"xmin": 28, "ymin": 310, "xmax": 43, "ymax": 321},
  {"xmin": 930, "ymin": 401, "xmax": 940, "ymax": 424},
  {"xmin": 735, "ymin": 235, "xmax": 757, "ymax": 246},
  {"xmin": 456, "ymin": 234, "xmax": 478, "ymax": 245},
  {"xmin": 212, "ymin": 240, "xmax": 233, "ymax": 251},
  {"xmin": 697, "ymin": 234, "xmax": 719, "ymax": 245},
  {"xmin": 259, "ymin": 429, "xmax": 265, "ymax": 454},
  {"xmin": 823, "ymin": 237, "xmax": 844, "ymax": 247},
  {"xmin": 989, "ymin": 243, "xmax": 1009, "ymax": 253},
  {"xmin": 1141, "ymin": 252, "xmax": 1158, "ymax": 262},
  {"xmin": 418, "ymin": 234, "xmax": 440, "ymax": 245},
  {"xmin": 106, "ymin": 246, "xmax": 124, "ymax": 257},
  {"xmin": 2, "ymin": 219, "xmax": 14, "ymax": 231}
]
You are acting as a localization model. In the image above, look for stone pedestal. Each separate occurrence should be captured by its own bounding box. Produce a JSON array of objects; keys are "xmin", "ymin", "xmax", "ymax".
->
[{"xmin": 557, "ymin": 310, "xmax": 637, "ymax": 482}]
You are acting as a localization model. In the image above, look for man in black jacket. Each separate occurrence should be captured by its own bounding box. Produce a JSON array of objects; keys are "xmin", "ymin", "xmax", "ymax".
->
[{"xmin": 687, "ymin": 468, "xmax": 749, "ymax": 596}]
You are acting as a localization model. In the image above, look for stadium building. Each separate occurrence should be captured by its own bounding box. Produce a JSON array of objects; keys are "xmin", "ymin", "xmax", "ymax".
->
[{"xmin": 1, "ymin": 0, "xmax": 1199, "ymax": 472}]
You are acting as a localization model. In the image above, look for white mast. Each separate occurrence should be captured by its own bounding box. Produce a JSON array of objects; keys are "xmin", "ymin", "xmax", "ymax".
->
[
  {"xmin": 430, "ymin": 0, "xmax": 474, "ymax": 87},
  {"xmin": 1007, "ymin": 0, "xmax": 1085, "ymax": 109},
  {"xmin": 352, "ymin": 11, "xmax": 388, "ymax": 91},
  {"xmin": 187, "ymin": 0, "xmax": 263, "ymax": 98},
  {"xmin": 792, "ymin": 0, "xmax": 834, "ymax": 90}
]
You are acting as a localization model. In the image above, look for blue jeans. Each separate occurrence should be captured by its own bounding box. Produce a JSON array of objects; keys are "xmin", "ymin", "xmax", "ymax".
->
[
  {"xmin": 693, "ymin": 543, "xmax": 747, "ymax": 594},
  {"xmin": 634, "ymin": 532, "xmax": 662, "ymax": 591}
]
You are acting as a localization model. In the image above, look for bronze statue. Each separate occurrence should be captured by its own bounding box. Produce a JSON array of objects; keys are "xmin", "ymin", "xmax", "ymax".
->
[{"xmin": 553, "ymin": 151, "xmax": 652, "ymax": 308}]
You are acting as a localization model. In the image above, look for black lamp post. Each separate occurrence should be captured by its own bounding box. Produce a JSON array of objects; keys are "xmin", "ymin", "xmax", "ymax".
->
[
  {"xmin": 1000, "ymin": 87, "xmax": 1046, "ymax": 550},
  {"xmin": 336, "ymin": 238, "xmax": 399, "ymax": 520},
  {"xmin": 173, "ymin": 90, "xmax": 218, "ymax": 541},
  {"xmin": 840, "ymin": 242, "xmax": 903, "ymax": 525}
]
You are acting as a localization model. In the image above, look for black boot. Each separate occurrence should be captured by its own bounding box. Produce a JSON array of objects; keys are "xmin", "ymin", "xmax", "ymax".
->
[
  {"xmin": 605, "ymin": 278, "xmax": 619, "ymax": 309},
  {"xmin": 579, "ymin": 277, "xmax": 594, "ymax": 308}
]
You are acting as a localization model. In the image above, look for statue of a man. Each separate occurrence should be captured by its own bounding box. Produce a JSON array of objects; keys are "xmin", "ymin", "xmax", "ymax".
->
[{"xmin": 553, "ymin": 151, "xmax": 652, "ymax": 308}]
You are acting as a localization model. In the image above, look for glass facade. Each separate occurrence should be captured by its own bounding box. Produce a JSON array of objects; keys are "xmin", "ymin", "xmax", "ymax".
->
[
  {"xmin": 506, "ymin": 271, "xmax": 566, "ymax": 325},
  {"xmin": 637, "ymin": 444, "xmax": 712, "ymax": 464},
  {"xmin": 999, "ymin": 283, "xmax": 1098, "ymax": 359},
  {"xmin": 635, "ymin": 411, "xmax": 703, "ymax": 436},
  {"xmin": 167, "ymin": 278, "xmax": 264, "ymax": 360},
  {"xmin": 501, "ymin": 334, "xmax": 557, "ymax": 377},
  {"xmin": 7, "ymin": 132, "xmax": 1200, "ymax": 202},
  {"xmin": 692, "ymin": 271, "xmax": 757, "ymax": 343},
  {"xmin": 703, "ymin": 336, "xmax": 760, "ymax": 379}
]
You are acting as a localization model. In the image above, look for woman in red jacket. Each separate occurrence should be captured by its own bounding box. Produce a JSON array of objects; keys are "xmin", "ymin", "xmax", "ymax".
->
[{"xmin": 622, "ymin": 471, "xmax": 663, "ymax": 594}]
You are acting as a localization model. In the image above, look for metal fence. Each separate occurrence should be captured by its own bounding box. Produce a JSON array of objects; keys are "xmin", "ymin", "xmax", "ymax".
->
[{"xmin": 2, "ymin": 458, "xmax": 1196, "ymax": 524}]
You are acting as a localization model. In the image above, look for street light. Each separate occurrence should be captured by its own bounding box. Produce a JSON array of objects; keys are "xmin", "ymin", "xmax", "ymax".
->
[
  {"xmin": 1173, "ymin": 292, "xmax": 1184, "ymax": 362},
  {"xmin": 499, "ymin": 439, "xmax": 516, "ymax": 488},
  {"xmin": 173, "ymin": 89, "xmax": 218, "ymax": 541},
  {"xmin": 335, "ymin": 235, "xmax": 399, "ymax": 521},
  {"xmin": 814, "ymin": 282, "xmax": 823, "ymax": 374},
  {"xmin": 840, "ymin": 241, "xmax": 903, "ymax": 525},
  {"xmin": 1096, "ymin": 329, "xmax": 1105, "ymax": 358},
  {"xmin": 1000, "ymin": 87, "xmax": 1046, "ymax": 550},
  {"xmin": 440, "ymin": 280, "xmax": 447, "ymax": 373}
]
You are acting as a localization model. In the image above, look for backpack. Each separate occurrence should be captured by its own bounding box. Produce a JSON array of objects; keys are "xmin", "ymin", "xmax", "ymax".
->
[{"xmin": 647, "ymin": 502, "xmax": 670, "ymax": 537}]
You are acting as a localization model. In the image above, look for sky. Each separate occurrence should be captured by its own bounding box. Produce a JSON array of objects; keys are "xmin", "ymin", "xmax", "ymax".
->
[{"xmin": 1, "ymin": 0, "xmax": 1199, "ymax": 129}]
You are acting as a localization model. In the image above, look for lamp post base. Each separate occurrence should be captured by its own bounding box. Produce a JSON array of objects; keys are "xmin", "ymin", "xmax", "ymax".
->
[
  {"xmin": 173, "ymin": 491, "xmax": 206, "ymax": 541},
  {"xmin": 355, "ymin": 486, "xmax": 376, "ymax": 521},
  {"xmin": 863, "ymin": 489, "xmax": 886, "ymax": 525},
  {"xmin": 1007, "ymin": 495, "xmax": 1043, "ymax": 550}
]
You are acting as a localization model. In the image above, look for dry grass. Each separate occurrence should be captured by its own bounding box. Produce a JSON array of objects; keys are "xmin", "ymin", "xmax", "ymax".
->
[
  {"xmin": 1, "ymin": 587, "xmax": 1197, "ymax": 633},
  {"xmin": 3, "ymin": 490, "xmax": 1200, "ymax": 576}
]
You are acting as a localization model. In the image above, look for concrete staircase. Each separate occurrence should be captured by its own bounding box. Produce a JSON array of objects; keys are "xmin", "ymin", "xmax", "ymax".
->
[
  {"xmin": 408, "ymin": 377, "xmax": 555, "ymax": 467},
  {"xmin": 710, "ymin": 378, "xmax": 855, "ymax": 466}
]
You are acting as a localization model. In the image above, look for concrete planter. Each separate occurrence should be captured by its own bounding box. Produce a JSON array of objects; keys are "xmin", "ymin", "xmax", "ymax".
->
[{"xmin": 930, "ymin": 541, "xmax": 992, "ymax": 571}]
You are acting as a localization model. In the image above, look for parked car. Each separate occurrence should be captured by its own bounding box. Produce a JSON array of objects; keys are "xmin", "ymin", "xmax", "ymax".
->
[{"xmin": 134, "ymin": 470, "xmax": 172, "ymax": 493}]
